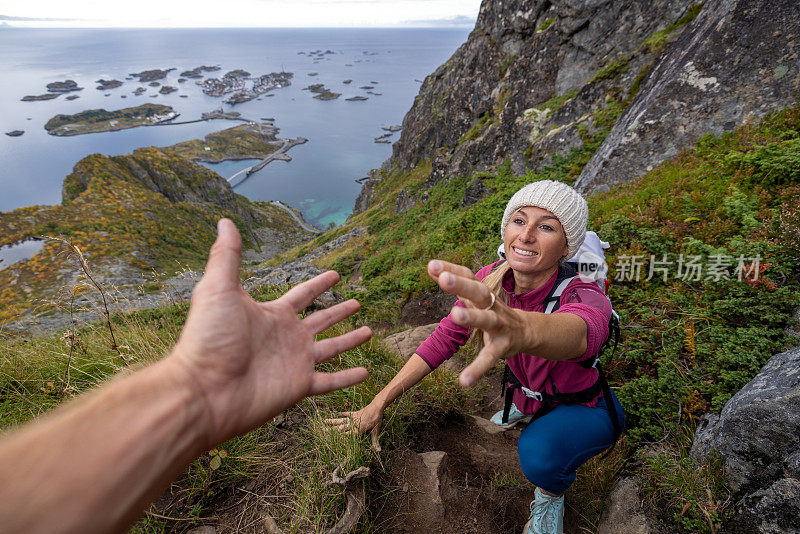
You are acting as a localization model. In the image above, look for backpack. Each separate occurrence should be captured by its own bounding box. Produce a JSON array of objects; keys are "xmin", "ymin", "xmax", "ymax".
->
[{"xmin": 495, "ymin": 234, "xmax": 622, "ymax": 452}]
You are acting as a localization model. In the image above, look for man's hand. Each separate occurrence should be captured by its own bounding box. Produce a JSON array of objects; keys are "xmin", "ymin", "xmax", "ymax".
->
[{"xmin": 171, "ymin": 219, "xmax": 372, "ymax": 447}]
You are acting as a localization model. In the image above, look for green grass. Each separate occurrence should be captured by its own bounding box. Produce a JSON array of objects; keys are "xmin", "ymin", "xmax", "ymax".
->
[
  {"xmin": 639, "ymin": 424, "xmax": 730, "ymax": 533},
  {"xmin": 0, "ymin": 281, "xmax": 478, "ymax": 532}
]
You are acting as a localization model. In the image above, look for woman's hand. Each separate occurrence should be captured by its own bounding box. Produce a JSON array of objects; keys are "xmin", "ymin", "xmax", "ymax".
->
[
  {"xmin": 428, "ymin": 260, "xmax": 537, "ymax": 388},
  {"xmin": 325, "ymin": 402, "xmax": 384, "ymax": 451}
]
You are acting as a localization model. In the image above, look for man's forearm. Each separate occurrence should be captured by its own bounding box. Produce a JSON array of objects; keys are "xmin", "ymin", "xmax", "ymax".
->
[{"xmin": 0, "ymin": 355, "xmax": 209, "ymax": 534}]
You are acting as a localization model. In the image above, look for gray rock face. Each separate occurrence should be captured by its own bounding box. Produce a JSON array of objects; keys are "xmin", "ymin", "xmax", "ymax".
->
[
  {"xmin": 354, "ymin": 0, "xmax": 691, "ymax": 213},
  {"xmin": 575, "ymin": 0, "xmax": 800, "ymax": 195},
  {"xmin": 691, "ymin": 345, "xmax": 800, "ymax": 533}
]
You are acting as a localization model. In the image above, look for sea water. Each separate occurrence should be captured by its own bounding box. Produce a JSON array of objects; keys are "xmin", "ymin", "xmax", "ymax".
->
[{"xmin": 0, "ymin": 27, "xmax": 468, "ymax": 227}]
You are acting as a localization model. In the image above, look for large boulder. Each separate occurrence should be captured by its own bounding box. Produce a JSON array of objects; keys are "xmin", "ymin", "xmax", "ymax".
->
[
  {"xmin": 575, "ymin": 0, "xmax": 800, "ymax": 195},
  {"xmin": 691, "ymin": 345, "xmax": 800, "ymax": 533}
]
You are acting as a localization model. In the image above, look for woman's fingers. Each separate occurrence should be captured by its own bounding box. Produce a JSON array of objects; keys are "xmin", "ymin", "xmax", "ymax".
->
[
  {"xmin": 313, "ymin": 326, "xmax": 372, "ymax": 363},
  {"xmin": 459, "ymin": 344, "xmax": 504, "ymax": 388},
  {"xmin": 432, "ymin": 269, "xmax": 493, "ymax": 309},
  {"xmin": 304, "ymin": 299, "xmax": 361, "ymax": 333},
  {"xmin": 450, "ymin": 306, "xmax": 502, "ymax": 330},
  {"xmin": 371, "ymin": 426, "xmax": 382, "ymax": 452},
  {"xmin": 427, "ymin": 260, "xmax": 478, "ymax": 283}
]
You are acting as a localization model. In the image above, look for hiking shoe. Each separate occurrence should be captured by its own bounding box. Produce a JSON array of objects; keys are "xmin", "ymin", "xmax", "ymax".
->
[
  {"xmin": 490, "ymin": 403, "xmax": 528, "ymax": 427},
  {"xmin": 522, "ymin": 488, "xmax": 564, "ymax": 534}
]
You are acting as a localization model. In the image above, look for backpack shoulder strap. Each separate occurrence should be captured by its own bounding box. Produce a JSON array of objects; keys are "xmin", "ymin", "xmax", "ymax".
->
[{"xmin": 542, "ymin": 263, "xmax": 577, "ymax": 314}]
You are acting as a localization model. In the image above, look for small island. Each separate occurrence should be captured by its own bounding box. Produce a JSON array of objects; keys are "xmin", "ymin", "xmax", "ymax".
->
[
  {"xmin": 96, "ymin": 79, "xmax": 122, "ymax": 90},
  {"xmin": 165, "ymin": 122, "xmax": 281, "ymax": 162},
  {"xmin": 66, "ymin": 95, "xmax": 80, "ymax": 101},
  {"xmin": 133, "ymin": 87, "xmax": 146, "ymax": 96},
  {"xmin": 130, "ymin": 68, "xmax": 175, "ymax": 82},
  {"xmin": 159, "ymin": 85, "xmax": 178, "ymax": 95},
  {"xmin": 44, "ymin": 103, "xmax": 179, "ymax": 136},
  {"xmin": 22, "ymin": 93, "xmax": 60, "ymax": 102},
  {"xmin": 343, "ymin": 79, "xmax": 353, "ymax": 84},
  {"xmin": 46, "ymin": 80, "xmax": 83, "ymax": 93},
  {"xmin": 179, "ymin": 65, "xmax": 220, "ymax": 78},
  {"xmin": 5, "ymin": 130, "xmax": 24, "ymax": 137},
  {"xmin": 304, "ymin": 84, "xmax": 340, "ymax": 100},
  {"xmin": 346, "ymin": 96, "xmax": 368, "ymax": 102}
]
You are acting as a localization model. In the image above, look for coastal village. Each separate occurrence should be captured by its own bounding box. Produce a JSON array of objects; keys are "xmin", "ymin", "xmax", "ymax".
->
[{"xmin": 198, "ymin": 70, "xmax": 294, "ymax": 104}]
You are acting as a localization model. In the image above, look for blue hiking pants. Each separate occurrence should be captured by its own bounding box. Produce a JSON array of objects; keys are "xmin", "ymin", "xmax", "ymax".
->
[{"xmin": 517, "ymin": 391, "xmax": 625, "ymax": 495}]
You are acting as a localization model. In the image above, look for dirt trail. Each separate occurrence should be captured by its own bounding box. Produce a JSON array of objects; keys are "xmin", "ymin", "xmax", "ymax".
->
[{"xmin": 368, "ymin": 394, "xmax": 583, "ymax": 534}]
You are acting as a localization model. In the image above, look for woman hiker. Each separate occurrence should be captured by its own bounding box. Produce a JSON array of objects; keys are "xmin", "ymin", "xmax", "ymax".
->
[{"xmin": 327, "ymin": 180, "xmax": 625, "ymax": 534}]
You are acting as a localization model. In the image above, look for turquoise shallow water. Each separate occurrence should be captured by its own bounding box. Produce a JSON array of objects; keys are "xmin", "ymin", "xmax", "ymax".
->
[{"xmin": 0, "ymin": 27, "xmax": 468, "ymax": 226}]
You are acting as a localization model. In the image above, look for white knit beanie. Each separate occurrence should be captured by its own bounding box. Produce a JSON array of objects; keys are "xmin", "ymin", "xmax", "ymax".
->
[{"xmin": 500, "ymin": 180, "xmax": 588, "ymax": 259}]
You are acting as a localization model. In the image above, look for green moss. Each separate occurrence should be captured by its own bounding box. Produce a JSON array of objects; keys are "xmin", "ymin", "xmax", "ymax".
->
[
  {"xmin": 627, "ymin": 61, "xmax": 654, "ymax": 99},
  {"xmin": 536, "ymin": 89, "xmax": 579, "ymax": 115},
  {"xmin": 536, "ymin": 17, "xmax": 557, "ymax": 33},
  {"xmin": 592, "ymin": 57, "xmax": 631, "ymax": 82},
  {"xmin": 642, "ymin": 2, "xmax": 704, "ymax": 55},
  {"xmin": 458, "ymin": 113, "xmax": 494, "ymax": 145}
]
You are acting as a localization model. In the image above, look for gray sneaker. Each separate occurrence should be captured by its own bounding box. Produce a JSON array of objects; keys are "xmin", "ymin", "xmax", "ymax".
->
[
  {"xmin": 523, "ymin": 488, "xmax": 564, "ymax": 534},
  {"xmin": 490, "ymin": 403, "xmax": 529, "ymax": 427}
]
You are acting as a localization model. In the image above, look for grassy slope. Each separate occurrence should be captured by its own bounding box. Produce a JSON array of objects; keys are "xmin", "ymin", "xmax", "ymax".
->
[
  {"xmin": 4, "ymin": 108, "xmax": 796, "ymax": 531},
  {"xmin": 0, "ymin": 147, "xmax": 303, "ymax": 324}
]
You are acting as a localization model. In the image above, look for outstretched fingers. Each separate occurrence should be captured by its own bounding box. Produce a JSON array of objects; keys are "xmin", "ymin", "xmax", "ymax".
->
[
  {"xmin": 313, "ymin": 326, "xmax": 372, "ymax": 363},
  {"xmin": 429, "ymin": 262, "xmax": 491, "ymax": 309},
  {"xmin": 450, "ymin": 306, "xmax": 501, "ymax": 330},
  {"xmin": 304, "ymin": 299, "xmax": 361, "ymax": 334},
  {"xmin": 459, "ymin": 344, "xmax": 504, "ymax": 388},
  {"xmin": 279, "ymin": 271, "xmax": 341, "ymax": 314},
  {"xmin": 309, "ymin": 367, "xmax": 368, "ymax": 396}
]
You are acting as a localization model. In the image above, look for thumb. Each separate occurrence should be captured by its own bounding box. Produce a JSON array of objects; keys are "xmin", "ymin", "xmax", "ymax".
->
[
  {"xmin": 201, "ymin": 218, "xmax": 242, "ymax": 291},
  {"xmin": 370, "ymin": 425, "xmax": 382, "ymax": 452}
]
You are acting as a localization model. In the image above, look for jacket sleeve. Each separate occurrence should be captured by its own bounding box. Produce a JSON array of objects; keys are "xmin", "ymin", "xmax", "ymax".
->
[
  {"xmin": 414, "ymin": 261, "xmax": 502, "ymax": 370},
  {"xmin": 554, "ymin": 278, "xmax": 612, "ymax": 362}
]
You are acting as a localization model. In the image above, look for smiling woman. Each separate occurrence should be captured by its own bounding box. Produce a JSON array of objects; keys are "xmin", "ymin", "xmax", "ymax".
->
[{"xmin": 328, "ymin": 180, "xmax": 625, "ymax": 534}]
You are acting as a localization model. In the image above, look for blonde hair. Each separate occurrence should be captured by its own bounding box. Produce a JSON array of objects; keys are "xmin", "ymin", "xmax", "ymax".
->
[{"xmin": 468, "ymin": 261, "xmax": 511, "ymax": 346}]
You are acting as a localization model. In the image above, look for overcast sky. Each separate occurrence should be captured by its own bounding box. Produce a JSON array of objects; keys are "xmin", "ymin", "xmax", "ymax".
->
[{"xmin": 0, "ymin": 0, "xmax": 481, "ymax": 28}]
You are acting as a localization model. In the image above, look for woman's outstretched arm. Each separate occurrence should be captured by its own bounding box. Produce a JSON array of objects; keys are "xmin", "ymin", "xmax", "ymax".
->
[
  {"xmin": 427, "ymin": 260, "xmax": 590, "ymax": 387},
  {"xmin": 326, "ymin": 353, "xmax": 431, "ymax": 451}
]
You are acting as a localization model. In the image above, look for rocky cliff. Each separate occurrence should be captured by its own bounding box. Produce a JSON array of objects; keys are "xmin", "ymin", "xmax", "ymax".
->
[
  {"xmin": 575, "ymin": 0, "xmax": 800, "ymax": 195},
  {"xmin": 356, "ymin": 0, "xmax": 799, "ymax": 211}
]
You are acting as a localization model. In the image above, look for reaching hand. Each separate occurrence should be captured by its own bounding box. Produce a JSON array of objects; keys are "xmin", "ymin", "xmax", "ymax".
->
[
  {"xmin": 324, "ymin": 403, "xmax": 384, "ymax": 452},
  {"xmin": 427, "ymin": 259, "xmax": 532, "ymax": 388},
  {"xmin": 171, "ymin": 219, "xmax": 372, "ymax": 447}
]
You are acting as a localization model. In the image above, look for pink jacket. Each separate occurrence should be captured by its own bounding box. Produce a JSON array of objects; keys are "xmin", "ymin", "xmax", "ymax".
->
[{"xmin": 415, "ymin": 261, "xmax": 612, "ymax": 415}]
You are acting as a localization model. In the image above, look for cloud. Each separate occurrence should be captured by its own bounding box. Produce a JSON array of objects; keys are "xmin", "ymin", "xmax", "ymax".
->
[
  {"xmin": 402, "ymin": 14, "xmax": 476, "ymax": 27},
  {"xmin": 0, "ymin": 14, "xmax": 76, "ymax": 21}
]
